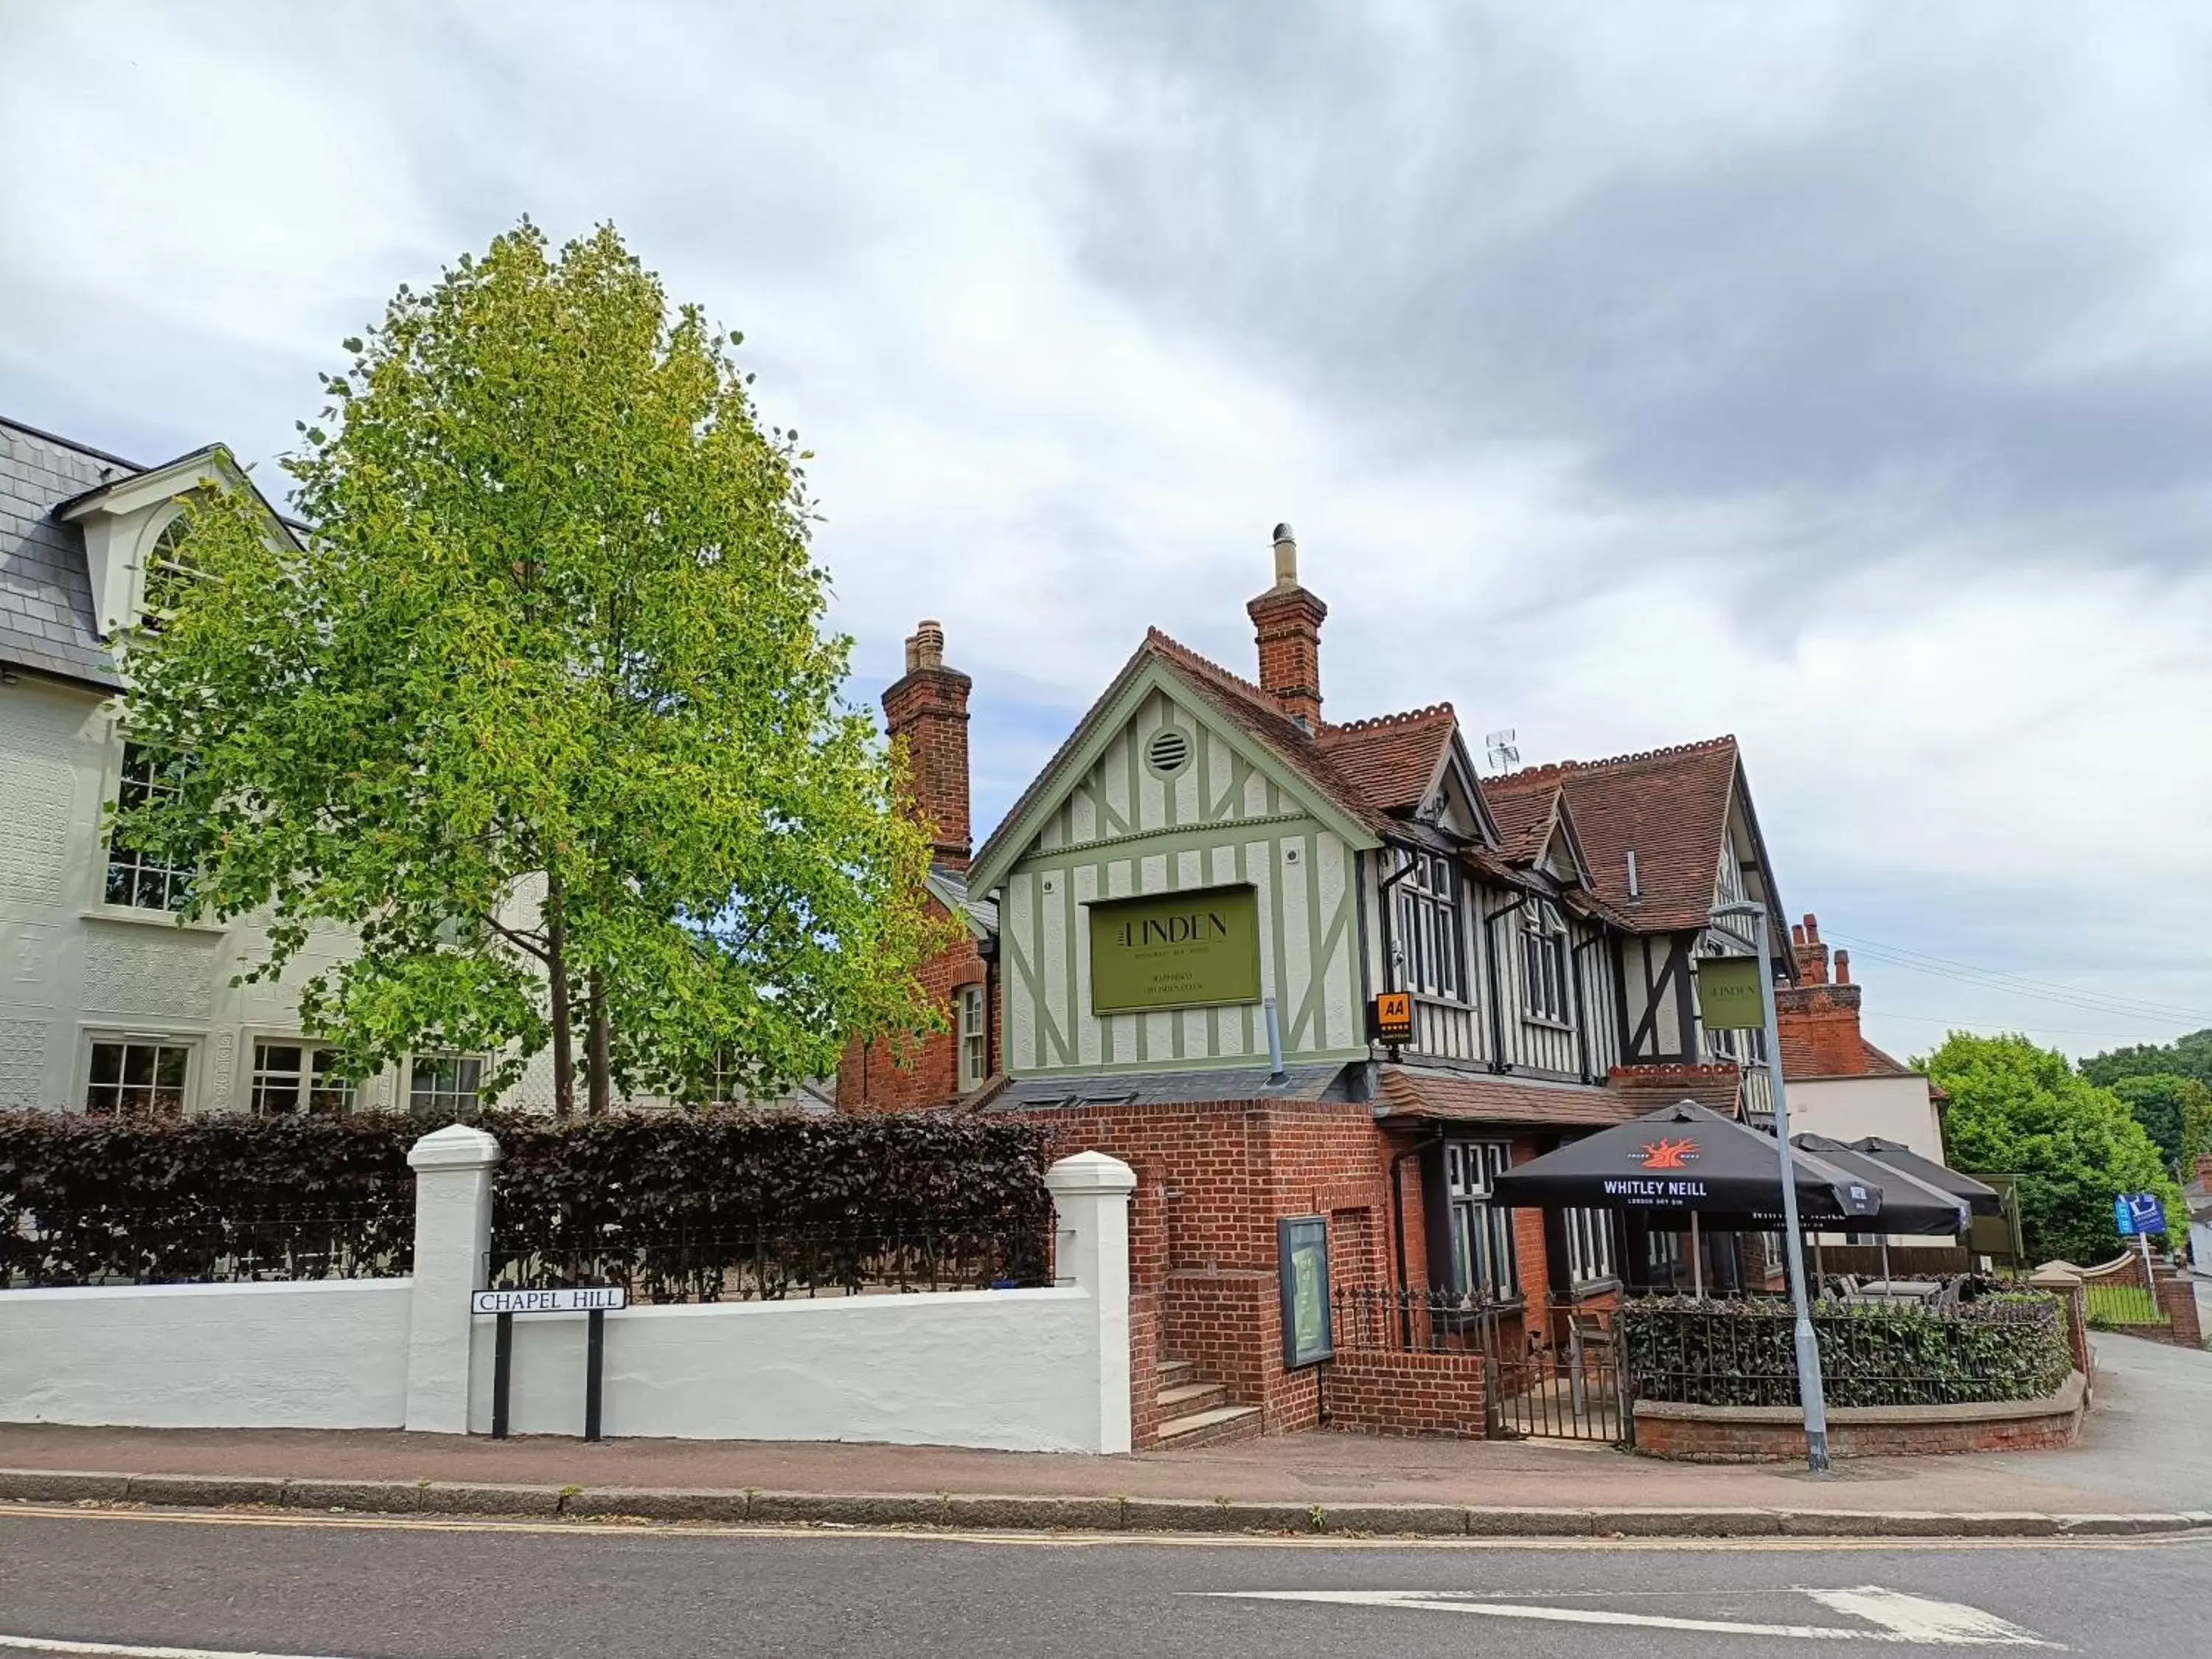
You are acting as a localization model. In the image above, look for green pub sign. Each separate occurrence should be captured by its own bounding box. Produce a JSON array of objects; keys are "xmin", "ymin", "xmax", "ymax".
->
[
  {"xmin": 1697, "ymin": 954, "xmax": 1768, "ymax": 1031},
  {"xmin": 1277, "ymin": 1215, "xmax": 1334, "ymax": 1368},
  {"xmin": 1087, "ymin": 884, "xmax": 1262, "ymax": 1017}
]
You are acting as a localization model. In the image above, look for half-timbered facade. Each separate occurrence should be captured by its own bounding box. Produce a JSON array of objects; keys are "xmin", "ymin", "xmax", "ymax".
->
[{"xmin": 922, "ymin": 525, "xmax": 1799, "ymax": 1444}]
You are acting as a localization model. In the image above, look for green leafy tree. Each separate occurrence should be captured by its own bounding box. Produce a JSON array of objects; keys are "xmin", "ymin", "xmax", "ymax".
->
[
  {"xmin": 2107, "ymin": 1074, "xmax": 2212, "ymax": 1178},
  {"xmin": 1916, "ymin": 1032, "xmax": 2181, "ymax": 1263},
  {"xmin": 114, "ymin": 221, "xmax": 953, "ymax": 1115},
  {"xmin": 2081, "ymin": 1028, "xmax": 2212, "ymax": 1093}
]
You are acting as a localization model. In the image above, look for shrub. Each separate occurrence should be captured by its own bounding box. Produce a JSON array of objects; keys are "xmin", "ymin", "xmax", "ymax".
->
[
  {"xmin": 0, "ymin": 1108, "xmax": 1050, "ymax": 1289},
  {"xmin": 1621, "ymin": 1292, "xmax": 2074, "ymax": 1409}
]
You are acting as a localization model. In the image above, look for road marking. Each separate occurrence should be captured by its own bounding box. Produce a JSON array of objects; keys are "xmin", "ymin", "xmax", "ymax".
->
[
  {"xmin": 0, "ymin": 1635, "xmax": 358, "ymax": 1659},
  {"xmin": 1203, "ymin": 1587, "xmax": 2058, "ymax": 1645}
]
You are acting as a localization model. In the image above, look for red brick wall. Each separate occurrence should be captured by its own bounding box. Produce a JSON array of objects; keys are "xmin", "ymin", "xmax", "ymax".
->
[
  {"xmin": 1019, "ymin": 1096, "xmax": 1393, "ymax": 1441},
  {"xmin": 835, "ymin": 905, "xmax": 987, "ymax": 1111},
  {"xmin": 1634, "ymin": 1401, "xmax": 2082, "ymax": 1461},
  {"xmin": 1322, "ymin": 1348, "xmax": 1488, "ymax": 1437}
]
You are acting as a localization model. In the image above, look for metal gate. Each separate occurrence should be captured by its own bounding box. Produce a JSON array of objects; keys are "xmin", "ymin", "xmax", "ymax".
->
[
  {"xmin": 1485, "ymin": 1299, "xmax": 1630, "ymax": 1444},
  {"xmin": 1330, "ymin": 1289, "xmax": 1632, "ymax": 1445}
]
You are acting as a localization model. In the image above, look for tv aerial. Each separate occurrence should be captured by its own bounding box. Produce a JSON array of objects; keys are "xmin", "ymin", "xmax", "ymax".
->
[{"xmin": 1484, "ymin": 728, "xmax": 1520, "ymax": 772}]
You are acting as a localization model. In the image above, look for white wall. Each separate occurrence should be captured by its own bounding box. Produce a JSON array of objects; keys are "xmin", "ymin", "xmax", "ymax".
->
[
  {"xmin": 0, "ymin": 1279, "xmax": 410, "ymax": 1428},
  {"xmin": 1787, "ymin": 1074, "xmax": 1944, "ymax": 1160},
  {"xmin": 469, "ymin": 1288, "xmax": 1105, "ymax": 1451}
]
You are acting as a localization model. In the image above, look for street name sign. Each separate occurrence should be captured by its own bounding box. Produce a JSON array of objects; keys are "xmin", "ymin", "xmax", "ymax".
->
[{"xmin": 473, "ymin": 1286, "xmax": 628, "ymax": 1315}]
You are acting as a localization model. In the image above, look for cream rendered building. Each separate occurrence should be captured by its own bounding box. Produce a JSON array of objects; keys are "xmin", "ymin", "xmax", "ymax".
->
[{"xmin": 0, "ymin": 414, "xmax": 827, "ymax": 1119}]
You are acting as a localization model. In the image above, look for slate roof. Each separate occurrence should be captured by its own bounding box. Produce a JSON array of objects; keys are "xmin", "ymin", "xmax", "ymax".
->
[
  {"xmin": 1377, "ymin": 1064, "xmax": 1646, "ymax": 1128},
  {"xmin": 991, "ymin": 1062, "xmax": 1354, "ymax": 1110},
  {"xmin": 924, "ymin": 864, "xmax": 998, "ymax": 939},
  {"xmin": 0, "ymin": 417, "xmax": 131, "ymax": 689},
  {"xmin": 1489, "ymin": 737, "xmax": 1744, "ymax": 931}
]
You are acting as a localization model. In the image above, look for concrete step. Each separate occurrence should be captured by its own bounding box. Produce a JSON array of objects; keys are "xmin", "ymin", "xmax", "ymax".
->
[
  {"xmin": 1155, "ymin": 1402, "xmax": 1262, "ymax": 1449},
  {"xmin": 1156, "ymin": 1358, "xmax": 1195, "ymax": 1388},
  {"xmin": 1156, "ymin": 1380, "xmax": 1228, "ymax": 1414}
]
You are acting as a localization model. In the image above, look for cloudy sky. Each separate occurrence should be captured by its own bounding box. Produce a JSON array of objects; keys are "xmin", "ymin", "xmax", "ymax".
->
[{"xmin": 4, "ymin": 1, "xmax": 2208, "ymax": 1061}]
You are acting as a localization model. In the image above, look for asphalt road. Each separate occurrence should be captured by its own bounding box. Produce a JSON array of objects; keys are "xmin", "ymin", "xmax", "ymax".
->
[{"xmin": 0, "ymin": 1506, "xmax": 2203, "ymax": 1658}]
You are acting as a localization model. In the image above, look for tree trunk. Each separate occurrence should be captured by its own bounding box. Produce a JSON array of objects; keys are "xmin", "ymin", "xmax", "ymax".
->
[
  {"xmin": 546, "ymin": 877, "xmax": 574, "ymax": 1119},
  {"xmin": 586, "ymin": 967, "xmax": 612, "ymax": 1116}
]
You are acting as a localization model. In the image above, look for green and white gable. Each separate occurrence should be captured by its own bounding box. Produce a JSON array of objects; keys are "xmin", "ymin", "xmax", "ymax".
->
[{"xmin": 970, "ymin": 650, "xmax": 1380, "ymax": 1079}]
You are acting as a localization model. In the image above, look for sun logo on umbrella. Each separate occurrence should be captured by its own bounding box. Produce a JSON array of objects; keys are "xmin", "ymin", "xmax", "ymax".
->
[{"xmin": 1636, "ymin": 1137, "xmax": 1700, "ymax": 1170}]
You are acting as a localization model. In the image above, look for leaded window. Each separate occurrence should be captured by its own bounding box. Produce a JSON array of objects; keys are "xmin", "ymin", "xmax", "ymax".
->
[
  {"xmin": 1395, "ymin": 851, "xmax": 1466, "ymax": 1002},
  {"xmin": 1444, "ymin": 1141, "xmax": 1517, "ymax": 1301},
  {"xmin": 1563, "ymin": 1206, "xmax": 1615, "ymax": 1285},
  {"xmin": 1520, "ymin": 902, "xmax": 1569, "ymax": 1023}
]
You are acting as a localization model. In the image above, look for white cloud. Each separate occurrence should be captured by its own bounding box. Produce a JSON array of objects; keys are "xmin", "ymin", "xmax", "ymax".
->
[{"xmin": 3, "ymin": 0, "xmax": 2207, "ymax": 1060}]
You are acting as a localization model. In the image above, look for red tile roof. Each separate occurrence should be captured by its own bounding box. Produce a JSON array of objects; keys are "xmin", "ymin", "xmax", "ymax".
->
[
  {"xmin": 1480, "ymin": 779, "xmax": 1561, "ymax": 863},
  {"xmin": 1607, "ymin": 1062, "xmax": 1747, "ymax": 1118},
  {"xmin": 1379, "ymin": 1065, "xmax": 1648, "ymax": 1127},
  {"xmin": 1489, "ymin": 737, "xmax": 1741, "ymax": 931},
  {"xmin": 1314, "ymin": 703, "xmax": 1456, "ymax": 817}
]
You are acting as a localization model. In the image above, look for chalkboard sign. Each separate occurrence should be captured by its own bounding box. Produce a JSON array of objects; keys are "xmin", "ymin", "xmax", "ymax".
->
[{"xmin": 1277, "ymin": 1215, "xmax": 1334, "ymax": 1368}]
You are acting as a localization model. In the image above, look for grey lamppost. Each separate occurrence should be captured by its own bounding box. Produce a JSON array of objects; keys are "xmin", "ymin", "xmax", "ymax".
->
[{"xmin": 1712, "ymin": 899, "xmax": 1832, "ymax": 1472}]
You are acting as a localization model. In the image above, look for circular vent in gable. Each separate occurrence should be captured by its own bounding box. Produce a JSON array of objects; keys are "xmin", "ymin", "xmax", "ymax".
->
[{"xmin": 1145, "ymin": 726, "xmax": 1192, "ymax": 778}]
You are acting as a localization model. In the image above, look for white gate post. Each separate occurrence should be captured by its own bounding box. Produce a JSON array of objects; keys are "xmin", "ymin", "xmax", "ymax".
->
[
  {"xmin": 404, "ymin": 1123, "xmax": 501, "ymax": 1433},
  {"xmin": 1043, "ymin": 1150, "xmax": 1137, "ymax": 1454}
]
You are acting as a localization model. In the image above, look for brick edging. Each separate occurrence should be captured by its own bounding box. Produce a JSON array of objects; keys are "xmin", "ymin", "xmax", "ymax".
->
[{"xmin": 1, "ymin": 1469, "xmax": 2208, "ymax": 1540}]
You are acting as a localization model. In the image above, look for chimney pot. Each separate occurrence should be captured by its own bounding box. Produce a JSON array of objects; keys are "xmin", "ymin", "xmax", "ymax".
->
[
  {"xmin": 1270, "ymin": 522, "xmax": 1298, "ymax": 589},
  {"xmin": 1834, "ymin": 948, "xmax": 1851, "ymax": 985},
  {"xmin": 1791, "ymin": 923, "xmax": 1807, "ymax": 947},
  {"xmin": 914, "ymin": 619, "xmax": 945, "ymax": 671},
  {"xmin": 1803, "ymin": 914, "xmax": 1820, "ymax": 942}
]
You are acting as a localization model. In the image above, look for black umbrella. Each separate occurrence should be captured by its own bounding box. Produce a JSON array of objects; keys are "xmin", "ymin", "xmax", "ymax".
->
[
  {"xmin": 1790, "ymin": 1133, "xmax": 1969, "ymax": 1238},
  {"xmin": 1850, "ymin": 1135, "xmax": 2006, "ymax": 1219},
  {"xmin": 1491, "ymin": 1102, "xmax": 1884, "ymax": 1224}
]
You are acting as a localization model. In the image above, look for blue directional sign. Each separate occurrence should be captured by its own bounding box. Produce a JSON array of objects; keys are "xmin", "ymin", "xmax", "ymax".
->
[{"xmin": 2114, "ymin": 1192, "xmax": 2166, "ymax": 1237}]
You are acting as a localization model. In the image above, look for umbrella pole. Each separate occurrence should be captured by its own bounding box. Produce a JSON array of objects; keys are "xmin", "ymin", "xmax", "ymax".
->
[
  {"xmin": 1880, "ymin": 1234, "xmax": 1891, "ymax": 1287},
  {"xmin": 1814, "ymin": 1233, "xmax": 1825, "ymax": 1288},
  {"xmin": 1691, "ymin": 1213, "xmax": 1703, "ymax": 1298}
]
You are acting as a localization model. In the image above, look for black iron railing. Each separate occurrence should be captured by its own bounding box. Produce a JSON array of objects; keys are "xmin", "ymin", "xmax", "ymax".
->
[
  {"xmin": 1621, "ymin": 1292, "xmax": 2073, "ymax": 1408},
  {"xmin": 1331, "ymin": 1284, "xmax": 1519, "ymax": 1355},
  {"xmin": 1, "ymin": 1203, "xmax": 414, "ymax": 1287},
  {"xmin": 483, "ymin": 1216, "xmax": 1054, "ymax": 1306}
]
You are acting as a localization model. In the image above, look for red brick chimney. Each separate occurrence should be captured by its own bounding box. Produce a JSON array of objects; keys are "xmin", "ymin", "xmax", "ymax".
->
[
  {"xmin": 1790, "ymin": 914, "xmax": 1831, "ymax": 985},
  {"xmin": 882, "ymin": 619, "xmax": 973, "ymax": 871},
  {"xmin": 1247, "ymin": 523, "xmax": 1326, "ymax": 730}
]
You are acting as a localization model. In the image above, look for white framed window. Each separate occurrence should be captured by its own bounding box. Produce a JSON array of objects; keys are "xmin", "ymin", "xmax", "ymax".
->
[
  {"xmin": 86, "ymin": 1037, "xmax": 191, "ymax": 1117},
  {"xmin": 1563, "ymin": 1207, "xmax": 1615, "ymax": 1285},
  {"xmin": 251, "ymin": 1041, "xmax": 355, "ymax": 1116},
  {"xmin": 138, "ymin": 512, "xmax": 200, "ymax": 631},
  {"xmin": 956, "ymin": 984, "xmax": 987, "ymax": 1093},
  {"xmin": 1520, "ymin": 902, "xmax": 1569, "ymax": 1023},
  {"xmin": 104, "ymin": 741, "xmax": 195, "ymax": 911},
  {"xmin": 1395, "ymin": 851, "xmax": 1466, "ymax": 1002},
  {"xmin": 1444, "ymin": 1140, "xmax": 1517, "ymax": 1301},
  {"xmin": 408, "ymin": 1054, "xmax": 483, "ymax": 1117}
]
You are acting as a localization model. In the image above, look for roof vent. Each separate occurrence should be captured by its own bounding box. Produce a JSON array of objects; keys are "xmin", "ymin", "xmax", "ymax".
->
[{"xmin": 1145, "ymin": 726, "xmax": 1192, "ymax": 777}]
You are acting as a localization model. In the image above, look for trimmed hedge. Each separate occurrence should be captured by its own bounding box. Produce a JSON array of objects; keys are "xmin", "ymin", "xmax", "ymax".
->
[
  {"xmin": 0, "ymin": 1108, "xmax": 1051, "ymax": 1288},
  {"xmin": 1621, "ymin": 1292, "xmax": 2075, "ymax": 1409}
]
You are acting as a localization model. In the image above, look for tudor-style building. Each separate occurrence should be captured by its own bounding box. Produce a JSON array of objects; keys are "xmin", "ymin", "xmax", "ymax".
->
[{"xmin": 852, "ymin": 524, "xmax": 1800, "ymax": 1444}]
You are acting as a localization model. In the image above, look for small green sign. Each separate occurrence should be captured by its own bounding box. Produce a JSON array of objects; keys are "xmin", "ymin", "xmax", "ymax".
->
[
  {"xmin": 1088, "ymin": 885, "xmax": 1262, "ymax": 1016},
  {"xmin": 1278, "ymin": 1215, "xmax": 1334, "ymax": 1368},
  {"xmin": 1698, "ymin": 954, "xmax": 1768, "ymax": 1030}
]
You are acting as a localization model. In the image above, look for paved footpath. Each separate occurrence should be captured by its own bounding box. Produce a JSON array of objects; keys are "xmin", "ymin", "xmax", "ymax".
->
[{"xmin": 0, "ymin": 1335, "xmax": 2203, "ymax": 1540}]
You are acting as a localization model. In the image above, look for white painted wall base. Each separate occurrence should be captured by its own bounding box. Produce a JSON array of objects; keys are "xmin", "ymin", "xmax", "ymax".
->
[
  {"xmin": 0, "ymin": 1279, "xmax": 410, "ymax": 1428},
  {"xmin": 0, "ymin": 1133, "xmax": 1137, "ymax": 1451},
  {"xmin": 470, "ymin": 1287, "xmax": 1102, "ymax": 1450}
]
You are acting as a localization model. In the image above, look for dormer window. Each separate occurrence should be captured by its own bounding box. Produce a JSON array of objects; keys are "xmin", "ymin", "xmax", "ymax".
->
[{"xmin": 137, "ymin": 512, "xmax": 201, "ymax": 631}]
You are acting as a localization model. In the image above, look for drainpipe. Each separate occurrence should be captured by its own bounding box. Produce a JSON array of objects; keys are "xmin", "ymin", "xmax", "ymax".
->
[
  {"xmin": 1390, "ymin": 1126, "xmax": 1447, "ymax": 1346},
  {"xmin": 1374, "ymin": 846, "xmax": 1424, "ymax": 1062},
  {"xmin": 1570, "ymin": 929, "xmax": 1605, "ymax": 1084},
  {"xmin": 1480, "ymin": 890, "xmax": 1531, "ymax": 1074}
]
